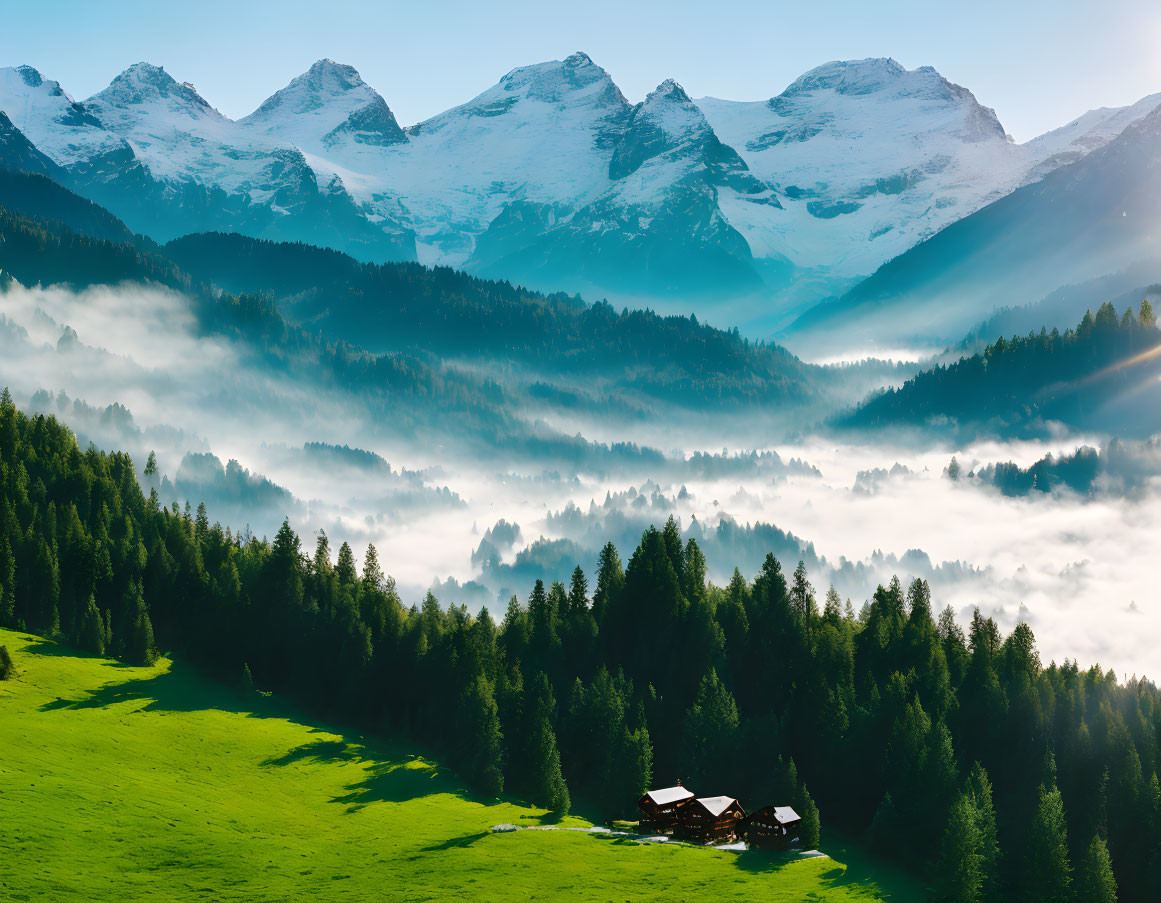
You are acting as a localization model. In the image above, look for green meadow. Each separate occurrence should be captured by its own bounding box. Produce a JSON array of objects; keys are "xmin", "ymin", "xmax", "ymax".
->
[{"xmin": 0, "ymin": 628, "xmax": 924, "ymax": 902}]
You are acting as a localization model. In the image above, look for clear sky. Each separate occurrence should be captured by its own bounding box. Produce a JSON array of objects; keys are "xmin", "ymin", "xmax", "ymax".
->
[{"xmin": 3, "ymin": 0, "xmax": 1160, "ymax": 142}]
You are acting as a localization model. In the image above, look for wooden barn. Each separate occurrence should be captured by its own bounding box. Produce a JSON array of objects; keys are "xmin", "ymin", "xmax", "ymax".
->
[
  {"xmin": 678, "ymin": 795, "xmax": 747, "ymax": 843},
  {"xmin": 637, "ymin": 783, "xmax": 695, "ymax": 833},
  {"xmin": 741, "ymin": 805, "xmax": 801, "ymax": 849}
]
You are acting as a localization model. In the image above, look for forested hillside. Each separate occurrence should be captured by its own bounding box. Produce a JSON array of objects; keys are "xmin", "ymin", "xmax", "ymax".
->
[
  {"xmin": 843, "ymin": 303, "xmax": 1161, "ymax": 437},
  {"xmin": 2, "ymin": 394, "xmax": 1158, "ymax": 901},
  {"xmin": 164, "ymin": 232, "xmax": 823, "ymax": 403}
]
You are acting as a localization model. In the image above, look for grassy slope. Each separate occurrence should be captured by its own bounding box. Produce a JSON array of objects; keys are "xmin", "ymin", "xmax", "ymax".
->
[{"xmin": 0, "ymin": 629, "xmax": 925, "ymax": 902}]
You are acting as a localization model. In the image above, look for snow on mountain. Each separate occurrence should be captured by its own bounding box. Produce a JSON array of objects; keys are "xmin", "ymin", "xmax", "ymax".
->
[
  {"xmin": 466, "ymin": 78, "xmax": 771, "ymax": 296},
  {"xmin": 0, "ymin": 109, "xmax": 65, "ymax": 178},
  {"xmin": 1024, "ymin": 91, "xmax": 1161, "ymax": 177},
  {"xmin": 241, "ymin": 59, "xmax": 405, "ymax": 153},
  {"xmin": 3, "ymin": 52, "xmax": 1159, "ymax": 318},
  {"xmin": 0, "ymin": 66, "xmax": 126, "ymax": 165},
  {"xmin": 85, "ymin": 62, "xmax": 285, "ymax": 195},
  {"xmin": 697, "ymin": 59, "xmax": 1026, "ymax": 293},
  {"xmin": 789, "ymin": 98, "xmax": 1161, "ymax": 350},
  {"xmin": 698, "ymin": 58, "xmax": 1161, "ymax": 320}
]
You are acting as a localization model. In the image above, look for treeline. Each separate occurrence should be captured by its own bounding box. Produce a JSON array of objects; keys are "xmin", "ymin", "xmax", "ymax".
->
[
  {"xmin": 2, "ymin": 395, "xmax": 1159, "ymax": 901},
  {"xmin": 0, "ymin": 191, "xmax": 820, "ymax": 410},
  {"xmin": 960, "ymin": 438, "xmax": 1161, "ymax": 499},
  {"xmin": 844, "ymin": 302, "xmax": 1161, "ymax": 437},
  {"xmin": 164, "ymin": 231, "xmax": 818, "ymax": 405}
]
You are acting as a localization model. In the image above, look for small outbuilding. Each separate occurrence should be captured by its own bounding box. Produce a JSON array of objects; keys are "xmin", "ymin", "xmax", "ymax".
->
[
  {"xmin": 678, "ymin": 795, "xmax": 747, "ymax": 843},
  {"xmin": 741, "ymin": 805, "xmax": 801, "ymax": 849},
  {"xmin": 637, "ymin": 782, "xmax": 695, "ymax": 833}
]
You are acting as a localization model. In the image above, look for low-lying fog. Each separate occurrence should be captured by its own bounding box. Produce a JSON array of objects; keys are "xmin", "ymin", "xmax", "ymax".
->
[{"xmin": 2, "ymin": 281, "xmax": 1157, "ymax": 678}]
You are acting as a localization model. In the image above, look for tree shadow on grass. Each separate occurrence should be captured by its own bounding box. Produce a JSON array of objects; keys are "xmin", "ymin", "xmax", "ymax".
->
[
  {"xmin": 420, "ymin": 831, "xmax": 489, "ymax": 852},
  {"xmin": 261, "ymin": 739, "xmax": 362, "ymax": 768},
  {"xmin": 33, "ymin": 649, "xmax": 288, "ymax": 723},
  {"xmin": 735, "ymin": 837, "xmax": 928, "ymax": 902},
  {"xmin": 733, "ymin": 847, "xmax": 797, "ymax": 873},
  {"xmin": 332, "ymin": 758, "xmax": 453, "ymax": 812}
]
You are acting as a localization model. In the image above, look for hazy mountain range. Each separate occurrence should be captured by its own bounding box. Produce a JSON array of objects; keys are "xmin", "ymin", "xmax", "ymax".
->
[{"xmin": 1, "ymin": 52, "xmax": 1159, "ymax": 342}]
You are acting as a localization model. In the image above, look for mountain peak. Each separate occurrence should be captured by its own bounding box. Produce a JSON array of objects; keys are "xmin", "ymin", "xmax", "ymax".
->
[
  {"xmin": 648, "ymin": 79, "xmax": 693, "ymax": 105},
  {"xmin": 95, "ymin": 62, "xmax": 220, "ymax": 118},
  {"xmin": 242, "ymin": 59, "xmax": 404, "ymax": 149},
  {"xmin": 780, "ymin": 58, "xmax": 914, "ymax": 98},
  {"xmin": 299, "ymin": 59, "xmax": 367, "ymax": 92},
  {"xmin": 497, "ymin": 52, "xmax": 623, "ymax": 105},
  {"xmin": 14, "ymin": 65, "xmax": 44, "ymax": 88}
]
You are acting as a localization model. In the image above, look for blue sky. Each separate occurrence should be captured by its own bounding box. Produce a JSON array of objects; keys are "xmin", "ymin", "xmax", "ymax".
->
[{"xmin": 3, "ymin": 0, "xmax": 1159, "ymax": 141}]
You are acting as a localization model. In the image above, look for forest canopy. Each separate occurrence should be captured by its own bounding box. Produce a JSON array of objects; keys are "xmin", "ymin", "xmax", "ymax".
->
[{"xmin": 1, "ymin": 392, "xmax": 1157, "ymax": 902}]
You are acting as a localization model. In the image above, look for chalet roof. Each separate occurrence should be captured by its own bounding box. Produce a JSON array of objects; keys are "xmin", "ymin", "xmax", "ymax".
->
[
  {"xmin": 644, "ymin": 785, "xmax": 695, "ymax": 806},
  {"xmin": 694, "ymin": 795, "xmax": 741, "ymax": 817},
  {"xmin": 772, "ymin": 806, "xmax": 800, "ymax": 824}
]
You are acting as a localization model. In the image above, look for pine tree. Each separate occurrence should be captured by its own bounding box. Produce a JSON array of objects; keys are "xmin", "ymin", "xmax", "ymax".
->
[
  {"xmin": 128, "ymin": 592, "xmax": 157, "ymax": 666},
  {"xmin": 614, "ymin": 724, "xmax": 653, "ymax": 816},
  {"xmin": 239, "ymin": 663, "xmax": 256, "ymax": 699},
  {"xmin": 1026, "ymin": 785, "xmax": 1072, "ymax": 903},
  {"xmin": 335, "ymin": 541, "xmax": 357, "ymax": 587},
  {"xmin": 0, "ymin": 535, "xmax": 15, "ymax": 627},
  {"xmin": 591, "ymin": 541, "xmax": 624, "ymax": 624},
  {"xmin": 0, "ymin": 644, "xmax": 14, "ymax": 680},
  {"xmin": 77, "ymin": 595, "xmax": 105, "ymax": 656},
  {"xmin": 1074, "ymin": 834, "xmax": 1117, "ymax": 903},
  {"xmin": 681, "ymin": 668, "xmax": 739, "ymax": 787},
  {"xmin": 965, "ymin": 763, "xmax": 1000, "ymax": 901},
  {"xmin": 144, "ymin": 450, "xmax": 157, "ymax": 477},
  {"xmin": 456, "ymin": 674, "xmax": 504, "ymax": 796},
  {"xmin": 31, "ymin": 539, "xmax": 60, "ymax": 634},
  {"xmin": 1141, "ymin": 297, "xmax": 1156, "ymax": 328},
  {"xmin": 939, "ymin": 792, "xmax": 983, "ymax": 903},
  {"xmin": 798, "ymin": 784, "xmax": 821, "ymax": 851},
  {"xmin": 526, "ymin": 672, "xmax": 570, "ymax": 815},
  {"xmin": 362, "ymin": 543, "xmax": 384, "ymax": 591}
]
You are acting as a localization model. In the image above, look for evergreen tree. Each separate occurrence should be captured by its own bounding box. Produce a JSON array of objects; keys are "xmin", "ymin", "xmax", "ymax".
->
[
  {"xmin": 1141, "ymin": 297, "xmax": 1156, "ymax": 329},
  {"xmin": 526, "ymin": 672, "xmax": 570, "ymax": 815},
  {"xmin": 0, "ymin": 644, "xmax": 14, "ymax": 680},
  {"xmin": 128, "ymin": 590, "xmax": 157, "ymax": 666},
  {"xmin": 362, "ymin": 543, "xmax": 384, "ymax": 591},
  {"xmin": 591, "ymin": 541, "xmax": 623, "ymax": 625},
  {"xmin": 1026, "ymin": 785, "xmax": 1072, "ymax": 903},
  {"xmin": 456, "ymin": 674, "xmax": 505, "ymax": 796},
  {"xmin": 0, "ymin": 535, "xmax": 16, "ymax": 628},
  {"xmin": 939, "ymin": 792, "xmax": 983, "ymax": 903},
  {"xmin": 335, "ymin": 541, "xmax": 358, "ymax": 587},
  {"xmin": 965, "ymin": 763, "xmax": 1000, "ymax": 901},
  {"xmin": 1075, "ymin": 834, "xmax": 1117, "ymax": 903},
  {"xmin": 239, "ymin": 663, "xmax": 256, "ymax": 699},
  {"xmin": 681, "ymin": 668, "xmax": 739, "ymax": 786},
  {"xmin": 798, "ymin": 784, "xmax": 821, "ymax": 851},
  {"xmin": 78, "ymin": 595, "xmax": 105, "ymax": 656}
]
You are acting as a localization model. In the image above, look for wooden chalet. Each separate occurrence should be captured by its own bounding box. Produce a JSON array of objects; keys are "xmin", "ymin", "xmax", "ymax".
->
[
  {"xmin": 678, "ymin": 795, "xmax": 747, "ymax": 843},
  {"xmin": 741, "ymin": 805, "xmax": 802, "ymax": 849},
  {"xmin": 637, "ymin": 782, "xmax": 695, "ymax": 833}
]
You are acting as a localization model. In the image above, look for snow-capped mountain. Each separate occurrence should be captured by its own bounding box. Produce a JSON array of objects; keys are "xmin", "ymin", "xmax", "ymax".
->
[
  {"xmin": 697, "ymin": 60, "xmax": 1021, "ymax": 298},
  {"xmin": 0, "ymin": 63, "xmax": 414, "ymax": 260},
  {"xmin": 241, "ymin": 59, "xmax": 406, "ymax": 153},
  {"xmin": 468, "ymin": 77, "xmax": 774, "ymax": 295},
  {"xmin": 2, "ymin": 52, "xmax": 1159, "ymax": 322},
  {"xmin": 789, "ymin": 97, "xmax": 1161, "ymax": 349},
  {"xmin": 697, "ymin": 58, "xmax": 1161, "ymax": 322}
]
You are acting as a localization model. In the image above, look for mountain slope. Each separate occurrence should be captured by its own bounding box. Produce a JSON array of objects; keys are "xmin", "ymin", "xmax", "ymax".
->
[
  {"xmin": 0, "ymin": 630, "xmax": 915, "ymax": 903},
  {"xmin": 840, "ymin": 307, "xmax": 1161, "ymax": 437},
  {"xmin": 792, "ymin": 100, "xmax": 1161, "ymax": 349},
  {"xmin": 467, "ymin": 78, "xmax": 772, "ymax": 297},
  {"xmin": 0, "ymin": 64, "xmax": 415, "ymax": 263}
]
